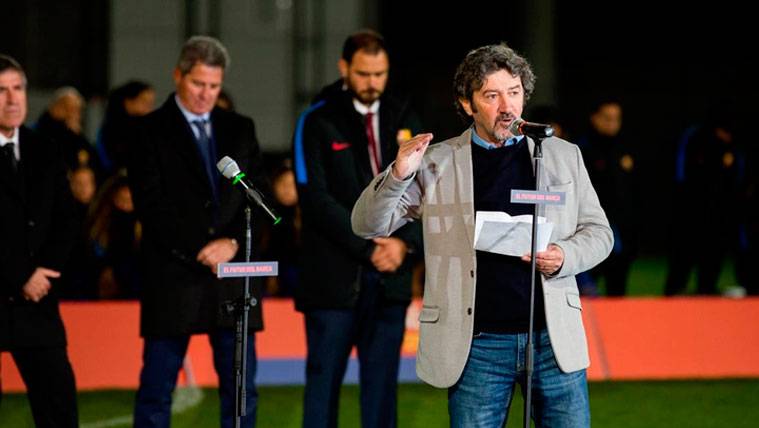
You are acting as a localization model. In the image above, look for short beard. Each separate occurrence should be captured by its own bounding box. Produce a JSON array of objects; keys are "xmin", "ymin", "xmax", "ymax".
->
[
  {"xmin": 493, "ymin": 128, "xmax": 510, "ymax": 142},
  {"xmin": 493, "ymin": 114, "xmax": 516, "ymax": 141},
  {"xmin": 351, "ymin": 88, "xmax": 381, "ymax": 105}
]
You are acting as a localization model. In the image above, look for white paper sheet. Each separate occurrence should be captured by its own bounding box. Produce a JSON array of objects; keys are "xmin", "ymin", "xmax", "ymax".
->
[{"xmin": 474, "ymin": 211, "xmax": 554, "ymax": 257}]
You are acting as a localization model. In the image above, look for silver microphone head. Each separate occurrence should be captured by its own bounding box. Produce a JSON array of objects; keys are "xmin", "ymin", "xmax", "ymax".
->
[
  {"xmin": 216, "ymin": 156, "xmax": 241, "ymax": 179},
  {"xmin": 508, "ymin": 118, "xmax": 526, "ymax": 136}
]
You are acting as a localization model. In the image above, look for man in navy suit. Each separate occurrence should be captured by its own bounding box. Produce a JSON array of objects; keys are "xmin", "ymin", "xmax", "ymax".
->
[
  {"xmin": 129, "ymin": 36, "xmax": 266, "ymax": 428},
  {"xmin": 0, "ymin": 54, "xmax": 79, "ymax": 427}
]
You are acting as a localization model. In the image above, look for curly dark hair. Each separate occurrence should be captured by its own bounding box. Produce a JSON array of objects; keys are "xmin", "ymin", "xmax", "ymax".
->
[{"xmin": 453, "ymin": 43, "xmax": 536, "ymax": 120}]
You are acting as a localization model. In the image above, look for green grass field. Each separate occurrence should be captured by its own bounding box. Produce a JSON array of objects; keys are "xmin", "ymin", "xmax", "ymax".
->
[
  {"xmin": 3, "ymin": 379, "xmax": 758, "ymax": 427},
  {"xmin": 590, "ymin": 255, "xmax": 740, "ymax": 297}
]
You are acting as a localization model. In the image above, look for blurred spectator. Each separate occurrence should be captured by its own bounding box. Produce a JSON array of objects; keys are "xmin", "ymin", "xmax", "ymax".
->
[
  {"xmin": 69, "ymin": 166, "xmax": 96, "ymax": 207},
  {"xmin": 215, "ymin": 89, "xmax": 236, "ymax": 111},
  {"xmin": 97, "ymin": 80, "xmax": 155, "ymax": 174},
  {"xmin": 261, "ymin": 160, "xmax": 301, "ymax": 297},
  {"xmin": 665, "ymin": 102, "xmax": 744, "ymax": 295},
  {"xmin": 36, "ymin": 86, "xmax": 99, "ymax": 173},
  {"xmin": 59, "ymin": 166, "xmax": 100, "ymax": 299},
  {"xmin": 87, "ymin": 172, "xmax": 142, "ymax": 299},
  {"xmin": 576, "ymin": 99, "xmax": 638, "ymax": 296},
  {"xmin": 0, "ymin": 53, "xmax": 79, "ymax": 427}
]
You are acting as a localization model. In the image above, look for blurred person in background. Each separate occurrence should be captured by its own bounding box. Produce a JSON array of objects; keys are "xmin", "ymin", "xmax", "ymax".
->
[
  {"xmin": 576, "ymin": 99, "xmax": 638, "ymax": 296},
  {"xmin": 215, "ymin": 89, "xmax": 236, "ymax": 112},
  {"xmin": 97, "ymin": 80, "xmax": 155, "ymax": 175},
  {"xmin": 293, "ymin": 29, "xmax": 423, "ymax": 428},
  {"xmin": 665, "ymin": 102, "xmax": 744, "ymax": 296},
  {"xmin": 87, "ymin": 171, "xmax": 142, "ymax": 299},
  {"xmin": 59, "ymin": 165, "xmax": 100, "ymax": 299},
  {"xmin": 128, "ymin": 36, "xmax": 266, "ymax": 428},
  {"xmin": 260, "ymin": 160, "xmax": 301, "ymax": 297},
  {"xmin": 36, "ymin": 86, "xmax": 99, "ymax": 175},
  {"xmin": 0, "ymin": 53, "xmax": 79, "ymax": 428}
]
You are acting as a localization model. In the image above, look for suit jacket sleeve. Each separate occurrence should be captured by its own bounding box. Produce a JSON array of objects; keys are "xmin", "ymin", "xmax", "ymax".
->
[
  {"xmin": 387, "ymin": 104, "xmax": 424, "ymax": 254},
  {"xmin": 352, "ymin": 162, "xmax": 424, "ymax": 240}
]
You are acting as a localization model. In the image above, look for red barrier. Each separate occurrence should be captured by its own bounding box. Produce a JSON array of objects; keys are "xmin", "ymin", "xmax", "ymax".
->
[{"xmin": 2, "ymin": 297, "xmax": 758, "ymax": 391}]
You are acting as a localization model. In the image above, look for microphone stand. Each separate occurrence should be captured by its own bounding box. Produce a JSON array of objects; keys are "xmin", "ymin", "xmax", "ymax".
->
[
  {"xmin": 226, "ymin": 206, "xmax": 255, "ymax": 428},
  {"xmin": 523, "ymin": 136, "xmax": 545, "ymax": 428}
]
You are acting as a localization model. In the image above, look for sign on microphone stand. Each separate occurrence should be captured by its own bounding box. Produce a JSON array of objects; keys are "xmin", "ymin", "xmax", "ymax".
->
[
  {"xmin": 217, "ymin": 262, "xmax": 279, "ymax": 279},
  {"xmin": 511, "ymin": 189, "xmax": 565, "ymax": 205}
]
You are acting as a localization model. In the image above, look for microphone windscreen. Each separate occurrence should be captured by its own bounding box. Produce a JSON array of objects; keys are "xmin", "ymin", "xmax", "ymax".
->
[
  {"xmin": 216, "ymin": 156, "xmax": 241, "ymax": 179},
  {"xmin": 508, "ymin": 118, "xmax": 526, "ymax": 136}
]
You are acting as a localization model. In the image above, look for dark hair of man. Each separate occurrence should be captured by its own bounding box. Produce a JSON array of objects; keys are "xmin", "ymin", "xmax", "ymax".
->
[
  {"xmin": 452, "ymin": 43, "xmax": 536, "ymax": 120},
  {"xmin": 341, "ymin": 30, "xmax": 387, "ymax": 63},
  {"xmin": 176, "ymin": 36, "xmax": 230, "ymax": 75},
  {"xmin": 0, "ymin": 54, "xmax": 27, "ymax": 84}
]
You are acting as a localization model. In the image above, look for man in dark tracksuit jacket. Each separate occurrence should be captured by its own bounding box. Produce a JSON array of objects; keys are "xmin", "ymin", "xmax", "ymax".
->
[{"xmin": 293, "ymin": 31, "xmax": 423, "ymax": 428}]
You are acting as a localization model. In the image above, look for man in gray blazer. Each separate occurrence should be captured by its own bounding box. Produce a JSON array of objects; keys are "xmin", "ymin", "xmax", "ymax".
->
[{"xmin": 352, "ymin": 43, "xmax": 612, "ymax": 427}]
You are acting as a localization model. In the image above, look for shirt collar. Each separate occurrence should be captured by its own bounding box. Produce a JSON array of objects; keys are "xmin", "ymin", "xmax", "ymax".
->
[
  {"xmin": 0, "ymin": 128, "xmax": 19, "ymax": 146},
  {"xmin": 352, "ymin": 99, "xmax": 380, "ymax": 116},
  {"xmin": 0, "ymin": 129, "xmax": 20, "ymax": 160},
  {"xmin": 470, "ymin": 125, "xmax": 523, "ymax": 150},
  {"xmin": 175, "ymin": 94, "xmax": 211, "ymax": 124}
]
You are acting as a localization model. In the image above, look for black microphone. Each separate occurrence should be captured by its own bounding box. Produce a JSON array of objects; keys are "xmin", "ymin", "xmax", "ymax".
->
[
  {"xmin": 509, "ymin": 118, "xmax": 555, "ymax": 139},
  {"xmin": 217, "ymin": 156, "xmax": 282, "ymax": 225}
]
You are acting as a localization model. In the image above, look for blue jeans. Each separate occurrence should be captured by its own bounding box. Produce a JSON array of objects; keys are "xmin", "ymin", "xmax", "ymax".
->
[
  {"xmin": 133, "ymin": 330, "xmax": 257, "ymax": 428},
  {"xmin": 303, "ymin": 272, "xmax": 407, "ymax": 428},
  {"xmin": 448, "ymin": 330, "xmax": 589, "ymax": 428}
]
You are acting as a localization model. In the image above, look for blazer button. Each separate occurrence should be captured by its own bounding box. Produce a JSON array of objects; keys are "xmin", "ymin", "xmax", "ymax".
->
[
  {"xmin": 467, "ymin": 307, "xmax": 472, "ymax": 315},
  {"xmin": 208, "ymin": 227, "xmax": 216, "ymax": 235},
  {"xmin": 250, "ymin": 297, "xmax": 258, "ymax": 307},
  {"xmin": 27, "ymin": 220, "xmax": 35, "ymax": 227}
]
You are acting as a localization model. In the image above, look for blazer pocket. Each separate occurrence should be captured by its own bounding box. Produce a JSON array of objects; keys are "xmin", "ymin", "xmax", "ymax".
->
[
  {"xmin": 566, "ymin": 291, "xmax": 582, "ymax": 311},
  {"xmin": 546, "ymin": 181, "xmax": 573, "ymax": 192},
  {"xmin": 419, "ymin": 305, "xmax": 440, "ymax": 323}
]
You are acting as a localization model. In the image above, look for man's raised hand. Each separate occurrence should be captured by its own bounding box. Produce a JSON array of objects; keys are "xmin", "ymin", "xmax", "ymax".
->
[{"xmin": 391, "ymin": 133, "xmax": 433, "ymax": 180}]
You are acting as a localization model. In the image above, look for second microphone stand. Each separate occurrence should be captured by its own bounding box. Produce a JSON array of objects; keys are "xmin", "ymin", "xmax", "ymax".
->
[{"xmin": 223, "ymin": 206, "xmax": 256, "ymax": 428}]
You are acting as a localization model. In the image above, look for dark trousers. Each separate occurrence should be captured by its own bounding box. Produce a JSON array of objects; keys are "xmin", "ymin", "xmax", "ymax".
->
[
  {"xmin": 302, "ymin": 272, "xmax": 407, "ymax": 428},
  {"xmin": 2, "ymin": 346, "xmax": 79, "ymax": 428},
  {"xmin": 133, "ymin": 330, "xmax": 257, "ymax": 428}
]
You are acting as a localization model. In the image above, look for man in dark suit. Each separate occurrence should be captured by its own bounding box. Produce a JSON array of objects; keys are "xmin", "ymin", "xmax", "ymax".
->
[
  {"xmin": 0, "ymin": 54, "xmax": 79, "ymax": 427},
  {"xmin": 293, "ymin": 30, "xmax": 423, "ymax": 428},
  {"xmin": 128, "ymin": 36, "xmax": 266, "ymax": 428}
]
